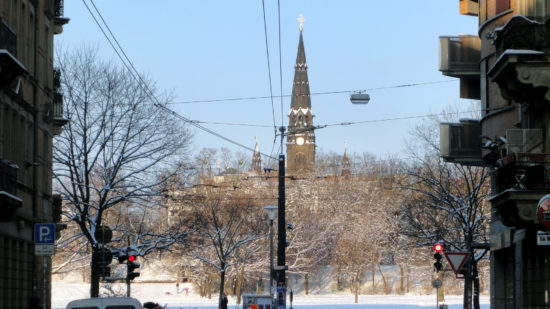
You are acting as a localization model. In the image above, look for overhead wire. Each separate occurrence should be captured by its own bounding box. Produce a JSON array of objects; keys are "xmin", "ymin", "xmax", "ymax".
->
[
  {"xmin": 277, "ymin": 0, "xmax": 284, "ymax": 151},
  {"xmin": 169, "ymin": 80, "xmax": 457, "ymax": 105},
  {"xmin": 260, "ymin": 0, "xmax": 278, "ymax": 134},
  {"xmin": 190, "ymin": 109, "xmax": 481, "ymax": 131},
  {"xmin": 82, "ymin": 0, "xmax": 277, "ymax": 161},
  {"xmin": 260, "ymin": 0, "xmax": 281, "ymax": 165},
  {"xmin": 82, "ymin": 1, "xmax": 468, "ymax": 162}
]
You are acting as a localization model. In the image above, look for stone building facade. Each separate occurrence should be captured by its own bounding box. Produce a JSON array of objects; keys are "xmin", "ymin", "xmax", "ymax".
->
[
  {"xmin": 0, "ymin": 1, "xmax": 68, "ymax": 308},
  {"xmin": 442, "ymin": 0, "xmax": 550, "ymax": 307}
]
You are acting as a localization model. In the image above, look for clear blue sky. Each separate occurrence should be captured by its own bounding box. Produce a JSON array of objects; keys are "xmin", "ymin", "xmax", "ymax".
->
[{"xmin": 57, "ymin": 1, "xmax": 479, "ymax": 164}]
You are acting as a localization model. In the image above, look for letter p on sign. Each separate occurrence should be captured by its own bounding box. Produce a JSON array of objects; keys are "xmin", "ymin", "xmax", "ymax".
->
[{"xmin": 34, "ymin": 224, "xmax": 55, "ymax": 244}]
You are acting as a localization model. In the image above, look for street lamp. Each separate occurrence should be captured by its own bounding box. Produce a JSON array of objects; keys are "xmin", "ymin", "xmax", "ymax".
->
[
  {"xmin": 264, "ymin": 205, "xmax": 278, "ymax": 307},
  {"xmin": 350, "ymin": 92, "xmax": 370, "ymax": 104}
]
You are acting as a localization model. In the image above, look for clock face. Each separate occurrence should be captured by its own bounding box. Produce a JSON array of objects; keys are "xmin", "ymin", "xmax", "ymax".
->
[{"xmin": 296, "ymin": 137, "xmax": 305, "ymax": 145}]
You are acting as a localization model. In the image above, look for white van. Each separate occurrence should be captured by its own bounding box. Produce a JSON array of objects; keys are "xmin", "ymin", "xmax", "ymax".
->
[{"xmin": 65, "ymin": 297, "xmax": 143, "ymax": 309}]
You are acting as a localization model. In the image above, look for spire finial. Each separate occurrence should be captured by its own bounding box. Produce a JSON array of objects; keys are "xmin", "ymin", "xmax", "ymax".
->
[{"xmin": 297, "ymin": 14, "xmax": 306, "ymax": 32}]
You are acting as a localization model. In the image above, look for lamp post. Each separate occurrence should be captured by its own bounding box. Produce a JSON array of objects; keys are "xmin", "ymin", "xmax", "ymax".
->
[{"xmin": 264, "ymin": 205, "xmax": 278, "ymax": 307}]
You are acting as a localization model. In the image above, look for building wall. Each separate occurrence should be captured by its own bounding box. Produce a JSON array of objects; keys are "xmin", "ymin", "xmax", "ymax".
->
[
  {"xmin": 0, "ymin": 0, "xmax": 67, "ymax": 308},
  {"xmin": 477, "ymin": 1, "xmax": 550, "ymax": 308}
]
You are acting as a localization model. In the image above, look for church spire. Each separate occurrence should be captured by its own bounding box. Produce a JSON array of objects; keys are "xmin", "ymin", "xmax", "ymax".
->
[
  {"xmin": 251, "ymin": 136, "xmax": 262, "ymax": 174},
  {"xmin": 290, "ymin": 15, "xmax": 311, "ymax": 111},
  {"xmin": 286, "ymin": 15, "xmax": 315, "ymax": 173},
  {"xmin": 342, "ymin": 142, "xmax": 351, "ymax": 176}
]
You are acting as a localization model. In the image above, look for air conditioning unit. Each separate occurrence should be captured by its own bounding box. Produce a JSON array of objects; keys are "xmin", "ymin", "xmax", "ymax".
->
[
  {"xmin": 440, "ymin": 119, "xmax": 482, "ymax": 165},
  {"xmin": 506, "ymin": 129, "xmax": 544, "ymax": 154}
]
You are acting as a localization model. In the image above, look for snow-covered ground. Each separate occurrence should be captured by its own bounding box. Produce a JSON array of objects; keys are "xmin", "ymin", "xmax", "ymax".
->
[{"xmin": 52, "ymin": 282, "xmax": 489, "ymax": 309}]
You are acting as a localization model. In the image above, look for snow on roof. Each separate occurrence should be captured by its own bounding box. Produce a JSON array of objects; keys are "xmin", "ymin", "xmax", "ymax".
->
[
  {"xmin": 0, "ymin": 190, "xmax": 23, "ymax": 202},
  {"xmin": 288, "ymin": 107, "xmax": 314, "ymax": 115}
]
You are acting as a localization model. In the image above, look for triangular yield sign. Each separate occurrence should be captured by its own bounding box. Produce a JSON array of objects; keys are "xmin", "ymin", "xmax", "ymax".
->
[{"xmin": 444, "ymin": 252, "xmax": 469, "ymax": 274}]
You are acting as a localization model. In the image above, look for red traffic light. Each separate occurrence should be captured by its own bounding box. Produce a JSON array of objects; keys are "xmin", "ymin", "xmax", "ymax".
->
[
  {"xmin": 128, "ymin": 255, "xmax": 136, "ymax": 262},
  {"xmin": 433, "ymin": 243, "xmax": 443, "ymax": 253}
]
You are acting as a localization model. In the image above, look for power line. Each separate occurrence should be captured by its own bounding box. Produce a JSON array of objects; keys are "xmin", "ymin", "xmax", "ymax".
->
[
  {"xmin": 278, "ymin": 0, "xmax": 284, "ymax": 149},
  {"xmin": 169, "ymin": 80, "xmax": 457, "ymax": 104},
  {"xmin": 190, "ymin": 109, "xmax": 480, "ymax": 130},
  {"xmin": 261, "ymin": 0, "xmax": 278, "ymax": 134},
  {"xmin": 82, "ymin": 0, "xmax": 277, "ymax": 161},
  {"xmin": 319, "ymin": 109, "xmax": 480, "ymax": 128}
]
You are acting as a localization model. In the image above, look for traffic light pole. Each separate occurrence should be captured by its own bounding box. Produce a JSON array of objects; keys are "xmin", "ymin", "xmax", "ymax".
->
[
  {"xmin": 126, "ymin": 239, "xmax": 131, "ymax": 297},
  {"xmin": 277, "ymin": 132, "xmax": 287, "ymax": 309},
  {"xmin": 276, "ymin": 152, "xmax": 286, "ymax": 308}
]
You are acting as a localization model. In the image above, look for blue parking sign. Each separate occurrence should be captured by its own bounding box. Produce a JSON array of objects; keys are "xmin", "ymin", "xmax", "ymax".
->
[{"xmin": 34, "ymin": 224, "xmax": 55, "ymax": 244}]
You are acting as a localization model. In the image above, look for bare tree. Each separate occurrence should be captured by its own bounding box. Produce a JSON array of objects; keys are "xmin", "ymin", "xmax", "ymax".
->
[
  {"xmin": 53, "ymin": 46, "xmax": 192, "ymax": 297},
  {"xmin": 400, "ymin": 115, "xmax": 490, "ymax": 308},
  {"xmin": 180, "ymin": 189, "xmax": 264, "ymax": 309}
]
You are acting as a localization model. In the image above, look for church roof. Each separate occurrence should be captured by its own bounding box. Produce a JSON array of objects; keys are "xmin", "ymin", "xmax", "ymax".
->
[{"xmin": 290, "ymin": 31, "xmax": 311, "ymax": 110}]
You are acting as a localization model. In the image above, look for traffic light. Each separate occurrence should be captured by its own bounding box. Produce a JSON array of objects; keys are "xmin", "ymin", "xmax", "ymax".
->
[
  {"xmin": 433, "ymin": 243, "xmax": 443, "ymax": 272},
  {"xmin": 118, "ymin": 254, "xmax": 129, "ymax": 264},
  {"xmin": 93, "ymin": 248, "xmax": 113, "ymax": 278},
  {"xmin": 127, "ymin": 255, "xmax": 140, "ymax": 281}
]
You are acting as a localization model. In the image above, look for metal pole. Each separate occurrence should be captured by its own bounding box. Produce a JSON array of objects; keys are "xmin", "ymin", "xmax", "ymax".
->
[
  {"xmin": 269, "ymin": 218, "xmax": 274, "ymax": 308},
  {"xmin": 436, "ymin": 287, "xmax": 439, "ymax": 309},
  {"xmin": 43, "ymin": 256, "xmax": 47, "ymax": 309},
  {"xmin": 126, "ymin": 238, "xmax": 130, "ymax": 297}
]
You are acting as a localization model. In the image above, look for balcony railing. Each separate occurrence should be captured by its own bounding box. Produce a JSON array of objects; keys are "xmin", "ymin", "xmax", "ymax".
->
[
  {"xmin": 53, "ymin": 92, "xmax": 64, "ymax": 119},
  {"xmin": 55, "ymin": 0, "xmax": 65, "ymax": 17},
  {"xmin": 0, "ymin": 18, "xmax": 16, "ymax": 56},
  {"xmin": 439, "ymin": 35, "xmax": 481, "ymax": 77},
  {"xmin": 0, "ymin": 159, "xmax": 18, "ymax": 195}
]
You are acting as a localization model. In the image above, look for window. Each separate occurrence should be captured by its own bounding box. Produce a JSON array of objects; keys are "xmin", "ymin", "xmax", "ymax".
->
[{"xmin": 496, "ymin": 0, "xmax": 511, "ymax": 13}]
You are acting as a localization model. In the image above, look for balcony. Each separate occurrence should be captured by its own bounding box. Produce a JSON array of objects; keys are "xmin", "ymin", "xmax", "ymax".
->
[
  {"xmin": 48, "ymin": 92, "xmax": 68, "ymax": 134},
  {"xmin": 0, "ymin": 19, "xmax": 16, "ymax": 56},
  {"xmin": 0, "ymin": 19, "xmax": 25, "ymax": 87},
  {"xmin": 490, "ymin": 152, "xmax": 550, "ymax": 228},
  {"xmin": 459, "ymin": 0, "xmax": 479, "ymax": 16},
  {"xmin": 440, "ymin": 119, "xmax": 483, "ymax": 165},
  {"xmin": 439, "ymin": 35, "xmax": 481, "ymax": 77},
  {"xmin": 0, "ymin": 159, "xmax": 22, "ymax": 220},
  {"xmin": 439, "ymin": 35, "xmax": 481, "ymax": 99},
  {"xmin": 52, "ymin": 0, "xmax": 70, "ymax": 34},
  {"xmin": 488, "ymin": 15, "xmax": 550, "ymax": 102}
]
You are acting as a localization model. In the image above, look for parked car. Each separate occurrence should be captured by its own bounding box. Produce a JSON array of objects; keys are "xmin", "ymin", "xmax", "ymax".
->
[{"xmin": 65, "ymin": 297, "xmax": 142, "ymax": 309}]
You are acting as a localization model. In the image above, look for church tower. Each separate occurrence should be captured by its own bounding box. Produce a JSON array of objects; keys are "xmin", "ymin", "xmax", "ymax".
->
[
  {"xmin": 287, "ymin": 15, "xmax": 315, "ymax": 173},
  {"xmin": 341, "ymin": 142, "xmax": 351, "ymax": 176},
  {"xmin": 251, "ymin": 136, "xmax": 262, "ymax": 175}
]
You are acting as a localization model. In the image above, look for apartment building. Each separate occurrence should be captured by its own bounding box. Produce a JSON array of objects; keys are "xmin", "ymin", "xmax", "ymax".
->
[{"xmin": 0, "ymin": 0, "xmax": 68, "ymax": 308}]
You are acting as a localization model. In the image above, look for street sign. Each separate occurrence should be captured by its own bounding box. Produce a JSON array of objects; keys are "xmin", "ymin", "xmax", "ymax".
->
[
  {"xmin": 537, "ymin": 232, "xmax": 550, "ymax": 245},
  {"xmin": 432, "ymin": 278, "xmax": 442, "ymax": 288},
  {"xmin": 34, "ymin": 223, "xmax": 55, "ymax": 244},
  {"xmin": 34, "ymin": 223, "xmax": 55, "ymax": 256},
  {"xmin": 444, "ymin": 252, "xmax": 469, "ymax": 274}
]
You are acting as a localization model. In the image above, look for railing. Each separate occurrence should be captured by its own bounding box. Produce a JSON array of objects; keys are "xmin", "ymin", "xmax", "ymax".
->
[
  {"xmin": 0, "ymin": 19, "xmax": 16, "ymax": 56},
  {"xmin": 52, "ymin": 93, "xmax": 64, "ymax": 119},
  {"xmin": 55, "ymin": 0, "xmax": 64, "ymax": 17},
  {"xmin": 439, "ymin": 35, "xmax": 481, "ymax": 76},
  {"xmin": 0, "ymin": 160, "xmax": 18, "ymax": 195},
  {"xmin": 516, "ymin": 0, "xmax": 550, "ymax": 22}
]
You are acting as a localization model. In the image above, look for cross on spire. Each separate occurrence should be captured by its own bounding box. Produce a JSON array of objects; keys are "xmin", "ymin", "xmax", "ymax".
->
[{"xmin": 297, "ymin": 14, "xmax": 306, "ymax": 32}]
